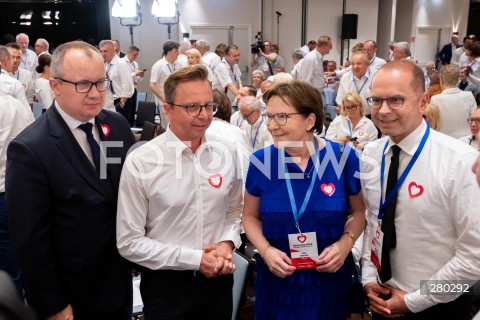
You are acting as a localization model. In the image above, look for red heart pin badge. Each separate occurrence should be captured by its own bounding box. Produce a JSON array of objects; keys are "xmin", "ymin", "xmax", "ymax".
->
[
  {"xmin": 358, "ymin": 131, "xmax": 364, "ymax": 136},
  {"xmin": 320, "ymin": 183, "xmax": 336, "ymax": 196},
  {"xmin": 208, "ymin": 173, "xmax": 222, "ymax": 188},
  {"xmin": 408, "ymin": 181, "xmax": 424, "ymax": 198},
  {"xmin": 297, "ymin": 235, "xmax": 307, "ymax": 243},
  {"xmin": 101, "ymin": 124, "xmax": 111, "ymax": 137}
]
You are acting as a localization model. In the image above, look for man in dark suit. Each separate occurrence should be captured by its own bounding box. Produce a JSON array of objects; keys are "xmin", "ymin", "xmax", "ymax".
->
[
  {"xmin": 6, "ymin": 41, "xmax": 136, "ymax": 320},
  {"xmin": 438, "ymin": 34, "xmax": 461, "ymax": 65},
  {"xmin": 113, "ymin": 39, "xmax": 126, "ymax": 58}
]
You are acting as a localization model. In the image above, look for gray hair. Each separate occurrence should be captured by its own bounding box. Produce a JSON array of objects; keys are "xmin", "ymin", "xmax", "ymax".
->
[
  {"xmin": 16, "ymin": 33, "xmax": 29, "ymax": 42},
  {"xmin": 36, "ymin": 38, "xmax": 49, "ymax": 51},
  {"xmin": 394, "ymin": 41, "xmax": 411, "ymax": 57},
  {"xmin": 0, "ymin": 46, "xmax": 12, "ymax": 70},
  {"xmin": 179, "ymin": 40, "xmax": 191, "ymax": 54},
  {"xmin": 196, "ymin": 39, "xmax": 210, "ymax": 51},
  {"xmin": 239, "ymin": 96, "xmax": 262, "ymax": 112},
  {"xmin": 291, "ymin": 49, "xmax": 304, "ymax": 59},
  {"xmin": 99, "ymin": 40, "xmax": 114, "ymax": 49}
]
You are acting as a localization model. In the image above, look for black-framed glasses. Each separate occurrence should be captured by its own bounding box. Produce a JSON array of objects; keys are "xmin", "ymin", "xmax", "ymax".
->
[
  {"xmin": 169, "ymin": 102, "xmax": 218, "ymax": 117},
  {"xmin": 240, "ymin": 109, "xmax": 257, "ymax": 119},
  {"xmin": 55, "ymin": 78, "xmax": 111, "ymax": 93},
  {"xmin": 366, "ymin": 96, "xmax": 414, "ymax": 110},
  {"xmin": 265, "ymin": 112, "xmax": 301, "ymax": 126},
  {"xmin": 344, "ymin": 105, "xmax": 358, "ymax": 111},
  {"xmin": 468, "ymin": 118, "xmax": 480, "ymax": 125}
]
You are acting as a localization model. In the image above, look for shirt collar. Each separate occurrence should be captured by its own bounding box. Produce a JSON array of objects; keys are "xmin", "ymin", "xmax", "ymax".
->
[
  {"xmin": 163, "ymin": 126, "xmax": 209, "ymax": 154},
  {"xmin": 385, "ymin": 120, "xmax": 427, "ymax": 156},
  {"xmin": 55, "ymin": 102, "xmax": 95, "ymax": 131}
]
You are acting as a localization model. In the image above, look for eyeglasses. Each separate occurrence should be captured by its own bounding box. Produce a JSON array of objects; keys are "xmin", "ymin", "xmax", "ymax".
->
[
  {"xmin": 366, "ymin": 96, "xmax": 414, "ymax": 110},
  {"xmin": 468, "ymin": 118, "xmax": 480, "ymax": 125},
  {"xmin": 240, "ymin": 109, "xmax": 257, "ymax": 119},
  {"xmin": 265, "ymin": 112, "xmax": 301, "ymax": 126},
  {"xmin": 169, "ymin": 102, "xmax": 218, "ymax": 117},
  {"xmin": 344, "ymin": 105, "xmax": 358, "ymax": 111},
  {"xmin": 55, "ymin": 78, "xmax": 111, "ymax": 93}
]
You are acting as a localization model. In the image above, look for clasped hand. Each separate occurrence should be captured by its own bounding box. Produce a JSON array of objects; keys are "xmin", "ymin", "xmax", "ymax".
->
[
  {"xmin": 365, "ymin": 283, "xmax": 410, "ymax": 318},
  {"xmin": 200, "ymin": 242, "xmax": 236, "ymax": 278}
]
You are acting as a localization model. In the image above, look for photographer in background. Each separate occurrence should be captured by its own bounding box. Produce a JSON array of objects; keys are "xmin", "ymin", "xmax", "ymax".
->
[{"xmin": 250, "ymin": 36, "xmax": 277, "ymax": 78}]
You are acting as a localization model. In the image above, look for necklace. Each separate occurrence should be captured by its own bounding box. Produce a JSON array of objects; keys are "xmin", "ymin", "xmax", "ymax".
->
[{"xmin": 304, "ymin": 161, "xmax": 315, "ymax": 178}]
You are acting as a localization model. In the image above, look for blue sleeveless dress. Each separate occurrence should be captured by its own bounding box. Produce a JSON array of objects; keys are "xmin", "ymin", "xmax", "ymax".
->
[{"xmin": 245, "ymin": 140, "xmax": 361, "ymax": 320}]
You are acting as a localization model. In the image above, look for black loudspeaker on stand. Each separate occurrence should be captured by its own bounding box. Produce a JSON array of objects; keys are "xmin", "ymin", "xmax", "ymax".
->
[{"xmin": 342, "ymin": 14, "xmax": 358, "ymax": 40}]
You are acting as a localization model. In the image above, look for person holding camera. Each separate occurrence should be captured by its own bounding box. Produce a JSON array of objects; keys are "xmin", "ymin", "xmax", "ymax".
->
[
  {"xmin": 250, "ymin": 39, "xmax": 277, "ymax": 78},
  {"xmin": 326, "ymin": 92, "xmax": 378, "ymax": 152}
]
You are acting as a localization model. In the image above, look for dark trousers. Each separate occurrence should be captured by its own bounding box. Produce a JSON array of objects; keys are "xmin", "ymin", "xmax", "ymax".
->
[
  {"xmin": 127, "ymin": 89, "xmax": 138, "ymax": 127},
  {"xmin": 140, "ymin": 269, "xmax": 233, "ymax": 320},
  {"xmin": 372, "ymin": 291, "xmax": 480, "ymax": 320},
  {"xmin": 114, "ymin": 97, "xmax": 134, "ymax": 127},
  {"xmin": 0, "ymin": 193, "xmax": 22, "ymax": 298}
]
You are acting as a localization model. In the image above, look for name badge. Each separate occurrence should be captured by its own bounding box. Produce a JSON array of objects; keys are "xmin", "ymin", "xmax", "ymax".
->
[
  {"xmin": 370, "ymin": 224, "xmax": 384, "ymax": 272},
  {"xmin": 263, "ymin": 63, "xmax": 269, "ymax": 72},
  {"xmin": 288, "ymin": 232, "xmax": 318, "ymax": 270}
]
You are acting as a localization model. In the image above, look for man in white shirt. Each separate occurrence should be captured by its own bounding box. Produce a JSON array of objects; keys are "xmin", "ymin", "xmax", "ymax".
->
[
  {"xmin": 117, "ymin": 64, "xmax": 243, "ymax": 319},
  {"xmin": 250, "ymin": 40, "xmax": 277, "ymax": 78},
  {"xmin": 392, "ymin": 42, "xmax": 413, "ymax": 61},
  {"xmin": 197, "ymin": 39, "xmax": 221, "ymax": 72},
  {"xmin": 336, "ymin": 52, "xmax": 373, "ymax": 116},
  {"xmin": 5, "ymin": 43, "xmax": 34, "ymax": 107},
  {"xmin": 122, "ymin": 45, "xmax": 145, "ymax": 126},
  {"xmin": 230, "ymin": 85, "xmax": 257, "ymax": 130},
  {"xmin": 150, "ymin": 40, "xmax": 182, "ymax": 128},
  {"xmin": 299, "ymin": 40, "xmax": 316, "ymax": 57},
  {"xmin": 100, "ymin": 40, "xmax": 134, "ymax": 119},
  {"xmin": 34, "ymin": 38, "xmax": 50, "ymax": 57},
  {"xmin": 238, "ymin": 96, "xmax": 273, "ymax": 154},
  {"xmin": 0, "ymin": 89, "xmax": 34, "ymax": 296},
  {"xmin": 15, "ymin": 33, "xmax": 37, "ymax": 72},
  {"xmin": 176, "ymin": 40, "xmax": 191, "ymax": 67},
  {"xmin": 298, "ymin": 35, "xmax": 332, "ymax": 94},
  {"xmin": 452, "ymin": 36, "xmax": 473, "ymax": 66},
  {"xmin": 361, "ymin": 61, "xmax": 480, "ymax": 319},
  {"xmin": 0, "ymin": 46, "xmax": 32, "ymax": 115},
  {"xmin": 213, "ymin": 44, "xmax": 242, "ymax": 103}
]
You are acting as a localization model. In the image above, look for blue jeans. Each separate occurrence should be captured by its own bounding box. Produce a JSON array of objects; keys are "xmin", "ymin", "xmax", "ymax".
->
[{"xmin": 0, "ymin": 192, "xmax": 23, "ymax": 297}]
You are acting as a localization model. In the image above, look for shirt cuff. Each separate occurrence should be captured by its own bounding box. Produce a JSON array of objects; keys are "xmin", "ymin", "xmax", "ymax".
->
[
  {"xmin": 177, "ymin": 247, "xmax": 203, "ymax": 270},
  {"xmin": 404, "ymin": 290, "xmax": 436, "ymax": 313}
]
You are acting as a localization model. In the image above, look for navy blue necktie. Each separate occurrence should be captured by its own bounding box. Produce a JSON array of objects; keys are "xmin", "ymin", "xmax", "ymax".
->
[
  {"xmin": 380, "ymin": 145, "xmax": 401, "ymax": 283},
  {"xmin": 78, "ymin": 122, "xmax": 101, "ymax": 174}
]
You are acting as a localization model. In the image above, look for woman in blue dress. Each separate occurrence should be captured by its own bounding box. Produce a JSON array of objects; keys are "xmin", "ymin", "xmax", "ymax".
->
[{"xmin": 242, "ymin": 80, "xmax": 366, "ymax": 320}]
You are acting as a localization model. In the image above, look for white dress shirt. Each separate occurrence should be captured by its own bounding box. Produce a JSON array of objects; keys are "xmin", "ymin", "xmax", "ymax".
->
[
  {"xmin": 212, "ymin": 58, "xmax": 242, "ymax": 103},
  {"xmin": 0, "ymin": 90, "xmax": 34, "ymax": 192},
  {"xmin": 459, "ymin": 52, "xmax": 470, "ymax": 67},
  {"xmin": 230, "ymin": 111, "xmax": 249, "ymax": 131},
  {"xmin": 19, "ymin": 48, "xmax": 37, "ymax": 72},
  {"xmin": 451, "ymin": 47, "xmax": 466, "ymax": 66},
  {"xmin": 9, "ymin": 68, "xmax": 34, "ymax": 104},
  {"xmin": 150, "ymin": 57, "xmax": 182, "ymax": 106},
  {"xmin": 360, "ymin": 121, "xmax": 480, "ymax": 313},
  {"xmin": 467, "ymin": 57, "xmax": 480, "ymax": 87},
  {"xmin": 242, "ymin": 116, "xmax": 273, "ymax": 154},
  {"xmin": 334, "ymin": 55, "xmax": 386, "ymax": 78},
  {"xmin": 335, "ymin": 69, "xmax": 373, "ymax": 115},
  {"xmin": 202, "ymin": 51, "xmax": 221, "ymax": 71},
  {"xmin": 325, "ymin": 115, "xmax": 378, "ymax": 150},
  {"xmin": 106, "ymin": 55, "xmax": 134, "ymax": 100},
  {"xmin": 122, "ymin": 56, "xmax": 142, "ymax": 88},
  {"xmin": 298, "ymin": 49, "xmax": 325, "ymax": 93},
  {"xmin": 430, "ymin": 87, "xmax": 476, "ymax": 138},
  {"xmin": 34, "ymin": 77, "xmax": 54, "ymax": 109},
  {"xmin": 176, "ymin": 54, "xmax": 188, "ymax": 67},
  {"xmin": 0, "ymin": 70, "xmax": 32, "ymax": 113},
  {"xmin": 291, "ymin": 59, "xmax": 303, "ymax": 79},
  {"xmin": 459, "ymin": 135, "xmax": 479, "ymax": 150},
  {"xmin": 206, "ymin": 118, "xmax": 250, "ymax": 181},
  {"xmin": 116, "ymin": 128, "xmax": 243, "ymax": 271}
]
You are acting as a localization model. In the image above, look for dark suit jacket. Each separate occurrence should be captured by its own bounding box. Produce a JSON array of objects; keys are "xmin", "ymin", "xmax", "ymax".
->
[
  {"xmin": 459, "ymin": 81, "xmax": 480, "ymax": 105},
  {"xmin": 6, "ymin": 105, "xmax": 136, "ymax": 318},
  {"xmin": 438, "ymin": 43, "xmax": 462, "ymax": 64}
]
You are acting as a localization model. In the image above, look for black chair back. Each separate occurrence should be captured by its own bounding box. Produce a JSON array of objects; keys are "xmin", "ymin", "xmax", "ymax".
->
[
  {"xmin": 140, "ymin": 121, "xmax": 156, "ymax": 141},
  {"xmin": 136, "ymin": 101, "xmax": 156, "ymax": 128}
]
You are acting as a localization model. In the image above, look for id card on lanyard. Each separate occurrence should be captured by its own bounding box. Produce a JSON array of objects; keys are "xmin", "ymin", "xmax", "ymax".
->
[
  {"xmin": 370, "ymin": 124, "xmax": 430, "ymax": 272},
  {"xmin": 284, "ymin": 139, "xmax": 320, "ymax": 270}
]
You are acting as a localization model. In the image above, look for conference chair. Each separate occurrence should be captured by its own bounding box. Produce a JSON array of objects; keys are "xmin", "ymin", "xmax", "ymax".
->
[
  {"xmin": 232, "ymin": 251, "xmax": 250, "ymax": 320},
  {"xmin": 135, "ymin": 101, "xmax": 156, "ymax": 128},
  {"xmin": 139, "ymin": 121, "xmax": 156, "ymax": 141}
]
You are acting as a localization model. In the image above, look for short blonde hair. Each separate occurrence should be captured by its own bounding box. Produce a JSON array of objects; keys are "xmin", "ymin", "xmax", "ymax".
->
[
  {"xmin": 341, "ymin": 92, "xmax": 365, "ymax": 117},
  {"xmin": 425, "ymin": 103, "xmax": 441, "ymax": 130},
  {"xmin": 185, "ymin": 48, "xmax": 204, "ymax": 66}
]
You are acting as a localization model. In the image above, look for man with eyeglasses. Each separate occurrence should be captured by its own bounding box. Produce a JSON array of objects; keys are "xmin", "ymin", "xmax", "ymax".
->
[
  {"xmin": 117, "ymin": 64, "xmax": 243, "ymax": 319},
  {"xmin": 360, "ymin": 61, "xmax": 480, "ymax": 319},
  {"xmin": 6, "ymin": 41, "xmax": 136, "ymax": 320},
  {"xmin": 239, "ymin": 96, "xmax": 273, "ymax": 154},
  {"xmin": 459, "ymin": 108, "xmax": 480, "ymax": 150}
]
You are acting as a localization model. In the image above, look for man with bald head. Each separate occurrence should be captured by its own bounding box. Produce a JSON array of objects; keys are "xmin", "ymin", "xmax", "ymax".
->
[
  {"xmin": 438, "ymin": 34, "xmax": 461, "ymax": 66},
  {"xmin": 6, "ymin": 41, "xmax": 135, "ymax": 320},
  {"xmin": 15, "ymin": 33, "xmax": 37, "ymax": 72},
  {"xmin": 360, "ymin": 60, "xmax": 480, "ymax": 319}
]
